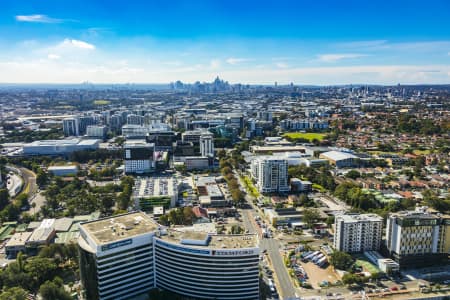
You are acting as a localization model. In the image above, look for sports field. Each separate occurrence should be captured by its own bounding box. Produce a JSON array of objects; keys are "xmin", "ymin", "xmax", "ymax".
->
[
  {"xmin": 94, "ymin": 100, "xmax": 111, "ymax": 105},
  {"xmin": 355, "ymin": 257, "xmax": 380, "ymax": 274},
  {"xmin": 282, "ymin": 132, "xmax": 327, "ymax": 142}
]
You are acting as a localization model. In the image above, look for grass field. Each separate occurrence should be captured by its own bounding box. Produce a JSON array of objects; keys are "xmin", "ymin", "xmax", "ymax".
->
[
  {"xmin": 354, "ymin": 257, "xmax": 380, "ymax": 274},
  {"xmin": 413, "ymin": 149, "xmax": 431, "ymax": 155},
  {"xmin": 283, "ymin": 132, "xmax": 327, "ymax": 142},
  {"xmin": 94, "ymin": 100, "xmax": 111, "ymax": 105}
]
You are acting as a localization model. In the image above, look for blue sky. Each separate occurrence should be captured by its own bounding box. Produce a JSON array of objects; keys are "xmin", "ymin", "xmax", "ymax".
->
[{"xmin": 1, "ymin": 0, "xmax": 450, "ymax": 84}]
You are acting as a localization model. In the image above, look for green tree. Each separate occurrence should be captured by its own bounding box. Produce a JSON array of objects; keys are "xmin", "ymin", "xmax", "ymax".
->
[
  {"xmin": 0, "ymin": 189, "xmax": 10, "ymax": 210},
  {"xmin": 36, "ymin": 169, "xmax": 49, "ymax": 187},
  {"xmin": 345, "ymin": 170, "xmax": 361, "ymax": 179},
  {"xmin": 0, "ymin": 287, "xmax": 28, "ymax": 300},
  {"xmin": 24, "ymin": 258, "xmax": 58, "ymax": 290},
  {"xmin": 329, "ymin": 251, "xmax": 354, "ymax": 270},
  {"xmin": 39, "ymin": 278, "xmax": 72, "ymax": 300},
  {"xmin": 342, "ymin": 273, "xmax": 366, "ymax": 285},
  {"xmin": 302, "ymin": 208, "xmax": 321, "ymax": 228}
]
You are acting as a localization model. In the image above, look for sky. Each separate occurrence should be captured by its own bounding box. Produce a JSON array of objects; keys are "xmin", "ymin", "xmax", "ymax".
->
[{"xmin": 1, "ymin": 0, "xmax": 450, "ymax": 85}]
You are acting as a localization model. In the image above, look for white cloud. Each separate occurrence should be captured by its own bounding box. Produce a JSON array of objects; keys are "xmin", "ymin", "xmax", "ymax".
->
[
  {"xmin": 226, "ymin": 57, "xmax": 251, "ymax": 65},
  {"xmin": 47, "ymin": 54, "xmax": 60, "ymax": 60},
  {"xmin": 275, "ymin": 62, "xmax": 289, "ymax": 68},
  {"xmin": 336, "ymin": 40, "xmax": 389, "ymax": 50},
  {"xmin": 59, "ymin": 39, "xmax": 95, "ymax": 50},
  {"xmin": 317, "ymin": 53, "xmax": 367, "ymax": 62},
  {"xmin": 209, "ymin": 59, "xmax": 221, "ymax": 69},
  {"xmin": 15, "ymin": 14, "xmax": 61, "ymax": 23}
]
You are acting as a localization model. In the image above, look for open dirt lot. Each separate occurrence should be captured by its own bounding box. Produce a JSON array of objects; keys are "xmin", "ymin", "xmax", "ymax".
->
[{"xmin": 300, "ymin": 260, "xmax": 340, "ymax": 289}]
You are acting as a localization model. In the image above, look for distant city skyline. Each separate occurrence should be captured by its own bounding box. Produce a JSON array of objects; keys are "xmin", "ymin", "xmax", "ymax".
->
[{"xmin": 1, "ymin": 0, "xmax": 450, "ymax": 84}]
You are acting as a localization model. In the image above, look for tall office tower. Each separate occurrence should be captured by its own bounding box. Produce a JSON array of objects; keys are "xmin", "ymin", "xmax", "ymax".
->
[
  {"xmin": 251, "ymin": 156, "xmax": 289, "ymax": 193},
  {"xmin": 334, "ymin": 213, "xmax": 383, "ymax": 253},
  {"xmin": 386, "ymin": 207, "xmax": 450, "ymax": 267},
  {"xmin": 124, "ymin": 140, "xmax": 155, "ymax": 174},
  {"xmin": 199, "ymin": 132, "xmax": 214, "ymax": 157},
  {"xmin": 63, "ymin": 117, "xmax": 79, "ymax": 136},
  {"xmin": 127, "ymin": 114, "xmax": 144, "ymax": 126}
]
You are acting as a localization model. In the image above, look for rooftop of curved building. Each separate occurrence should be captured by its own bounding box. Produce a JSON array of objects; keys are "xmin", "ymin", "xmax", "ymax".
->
[{"xmin": 80, "ymin": 211, "xmax": 259, "ymax": 249}]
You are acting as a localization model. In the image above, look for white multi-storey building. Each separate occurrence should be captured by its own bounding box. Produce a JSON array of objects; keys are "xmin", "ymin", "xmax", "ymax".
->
[
  {"xmin": 251, "ymin": 156, "xmax": 289, "ymax": 193},
  {"xmin": 63, "ymin": 117, "xmax": 79, "ymax": 136},
  {"xmin": 86, "ymin": 125, "xmax": 108, "ymax": 139},
  {"xmin": 78, "ymin": 212, "xmax": 260, "ymax": 300},
  {"xmin": 334, "ymin": 213, "xmax": 383, "ymax": 253},
  {"xmin": 200, "ymin": 132, "xmax": 214, "ymax": 157}
]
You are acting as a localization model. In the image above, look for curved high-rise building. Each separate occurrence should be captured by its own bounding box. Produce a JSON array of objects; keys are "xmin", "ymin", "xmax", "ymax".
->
[{"xmin": 78, "ymin": 212, "xmax": 260, "ymax": 300}]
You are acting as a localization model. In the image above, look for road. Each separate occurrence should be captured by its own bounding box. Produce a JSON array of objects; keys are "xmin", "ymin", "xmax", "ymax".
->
[
  {"xmin": 237, "ymin": 170, "xmax": 298, "ymax": 299},
  {"xmin": 240, "ymin": 200, "xmax": 297, "ymax": 299},
  {"xmin": 260, "ymin": 238, "xmax": 297, "ymax": 300},
  {"xmin": 17, "ymin": 166, "xmax": 37, "ymax": 197}
]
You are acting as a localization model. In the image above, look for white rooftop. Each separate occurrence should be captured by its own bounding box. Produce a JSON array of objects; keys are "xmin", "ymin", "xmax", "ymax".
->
[{"xmin": 321, "ymin": 150, "xmax": 357, "ymax": 161}]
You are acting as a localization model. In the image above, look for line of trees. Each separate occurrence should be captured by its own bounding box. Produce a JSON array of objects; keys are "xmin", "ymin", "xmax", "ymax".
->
[{"xmin": 220, "ymin": 158, "xmax": 246, "ymax": 207}]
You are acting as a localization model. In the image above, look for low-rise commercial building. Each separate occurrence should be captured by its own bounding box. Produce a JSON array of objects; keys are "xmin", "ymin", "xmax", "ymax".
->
[
  {"xmin": 5, "ymin": 232, "xmax": 32, "ymax": 258},
  {"xmin": 132, "ymin": 177, "xmax": 178, "ymax": 210},
  {"xmin": 48, "ymin": 165, "xmax": 78, "ymax": 176}
]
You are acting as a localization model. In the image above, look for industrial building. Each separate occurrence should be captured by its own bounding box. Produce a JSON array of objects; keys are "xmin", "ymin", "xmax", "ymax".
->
[
  {"xmin": 78, "ymin": 212, "xmax": 260, "ymax": 300},
  {"xmin": 319, "ymin": 151, "xmax": 358, "ymax": 168},
  {"xmin": 23, "ymin": 139, "xmax": 99, "ymax": 156}
]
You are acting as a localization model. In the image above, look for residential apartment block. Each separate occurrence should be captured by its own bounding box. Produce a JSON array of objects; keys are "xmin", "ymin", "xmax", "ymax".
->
[
  {"xmin": 251, "ymin": 156, "xmax": 289, "ymax": 193},
  {"xmin": 334, "ymin": 213, "xmax": 383, "ymax": 253}
]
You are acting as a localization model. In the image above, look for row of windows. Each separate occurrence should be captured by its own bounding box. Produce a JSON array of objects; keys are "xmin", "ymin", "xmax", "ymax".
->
[
  {"xmin": 97, "ymin": 243, "xmax": 152, "ymax": 262},
  {"xmin": 156, "ymin": 257, "xmax": 258, "ymax": 279},
  {"xmin": 156, "ymin": 250, "xmax": 259, "ymax": 270},
  {"xmin": 99, "ymin": 261, "xmax": 153, "ymax": 283},
  {"xmin": 155, "ymin": 244, "xmax": 259, "ymax": 262},
  {"xmin": 98, "ymin": 247, "xmax": 153, "ymax": 268},
  {"xmin": 156, "ymin": 278, "xmax": 257, "ymax": 299},
  {"xmin": 99, "ymin": 267, "xmax": 153, "ymax": 291},
  {"xmin": 98, "ymin": 254, "xmax": 153, "ymax": 277},
  {"xmin": 156, "ymin": 265, "xmax": 258, "ymax": 287},
  {"xmin": 100, "ymin": 278, "xmax": 154, "ymax": 300}
]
